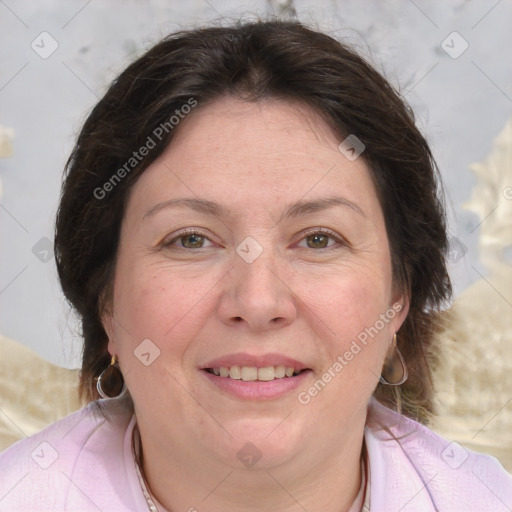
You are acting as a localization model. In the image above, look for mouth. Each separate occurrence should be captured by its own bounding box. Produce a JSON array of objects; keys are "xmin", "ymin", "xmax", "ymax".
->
[
  {"xmin": 204, "ymin": 365, "xmax": 307, "ymax": 381},
  {"xmin": 199, "ymin": 354, "xmax": 312, "ymax": 399}
]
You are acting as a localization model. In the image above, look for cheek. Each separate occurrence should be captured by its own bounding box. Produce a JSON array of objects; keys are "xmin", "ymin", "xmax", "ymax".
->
[
  {"xmin": 322, "ymin": 282, "xmax": 391, "ymax": 352},
  {"xmin": 305, "ymin": 257, "xmax": 393, "ymax": 332},
  {"xmin": 300, "ymin": 277, "xmax": 392, "ymax": 418},
  {"xmin": 300, "ymin": 258, "xmax": 394, "ymax": 385},
  {"xmin": 109, "ymin": 266, "xmax": 208, "ymax": 402},
  {"xmin": 109, "ymin": 258, "xmax": 226, "ymax": 365}
]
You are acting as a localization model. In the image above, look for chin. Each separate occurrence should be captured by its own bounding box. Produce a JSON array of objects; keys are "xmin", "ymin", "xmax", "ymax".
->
[{"xmin": 214, "ymin": 415, "xmax": 304, "ymax": 469}]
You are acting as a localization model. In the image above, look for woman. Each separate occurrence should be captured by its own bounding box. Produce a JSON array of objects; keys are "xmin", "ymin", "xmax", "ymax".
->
[{"xmin": 0, "ymin": 19, "xmax": 510, "ymax": 511}]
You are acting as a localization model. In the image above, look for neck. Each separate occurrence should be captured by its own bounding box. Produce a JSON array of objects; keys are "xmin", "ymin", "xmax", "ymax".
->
[{"xmin": 136, "ymin": 420, "xmax": 366, "ymax": 512}]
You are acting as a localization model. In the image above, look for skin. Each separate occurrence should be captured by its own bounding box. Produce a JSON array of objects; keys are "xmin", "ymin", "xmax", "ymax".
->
[{"xmin": 104, "ymin": 96, "xmax": 409, "ymax": 512}]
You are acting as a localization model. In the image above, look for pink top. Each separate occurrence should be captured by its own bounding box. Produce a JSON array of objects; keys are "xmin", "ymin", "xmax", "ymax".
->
[{"xmin": 0, "ymin": 397, "xmax": 510, "ymax": 511}]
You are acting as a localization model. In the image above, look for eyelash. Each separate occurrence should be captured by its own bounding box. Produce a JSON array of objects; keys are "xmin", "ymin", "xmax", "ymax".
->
[
  {"xmin": 296, "ymin": 228, "xmax": 346, "ymax": 251},
  {"xmin": 163, "ymin": 228, "xmax": 213, "ymax": 249},
  {"xmin": 163, "ymin": 227, "xmax": 347, "ymax": 251}
]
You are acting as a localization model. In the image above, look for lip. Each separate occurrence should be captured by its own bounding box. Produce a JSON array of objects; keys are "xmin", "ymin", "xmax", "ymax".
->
[
  {"xmin": 201, "ymin": 368, "xmax": 312, "ymax": 400},
  {"xmin": 199, "ymin": 352, "xmax": 312, "ymax": 400},
  {"xmin": 201, "ymin": 353, "xmax": 309, "ymax": 372}
]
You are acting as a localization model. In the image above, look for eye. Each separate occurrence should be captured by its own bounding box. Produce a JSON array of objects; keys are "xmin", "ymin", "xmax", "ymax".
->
[
  {"xmin": 163, "ymin": 229, "xmax": 214, "ymax": 249},
  {"xmin": 297, "ymin": 229, "xmax": 345, "ymax": 250}
]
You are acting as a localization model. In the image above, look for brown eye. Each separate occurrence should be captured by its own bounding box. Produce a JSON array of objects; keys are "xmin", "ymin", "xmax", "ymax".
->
[
  {"xmin": 164, "ymin": 230, "xmax": 214, "ymax": 250},
  {"xmin": 306, "ymin": 233, "xmax": 330, "ymax": 249},
  {"xmin": 298, "ymin": 230, "xmax": 342, "ymax": 250},
  {"xmin": 180, "ymin": 233, "xmax": 205, "ymax": 248}
]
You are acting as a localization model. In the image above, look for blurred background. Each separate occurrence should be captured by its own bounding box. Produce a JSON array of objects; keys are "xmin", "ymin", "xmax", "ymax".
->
[{"xmin": 1, "ymin": 0, "xmax": 511, "ymax": 466}]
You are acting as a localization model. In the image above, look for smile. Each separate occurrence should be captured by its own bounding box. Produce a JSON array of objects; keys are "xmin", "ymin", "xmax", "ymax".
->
[{"xmin": 205, "ymin": 365, "xmax": 304, "ymax": 381}]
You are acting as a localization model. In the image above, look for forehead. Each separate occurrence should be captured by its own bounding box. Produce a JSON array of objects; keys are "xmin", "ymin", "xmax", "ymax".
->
[
  {"xmin": 167, "ymin": 96, "xmax": 343, "ymax": 170},
  {"xmin": 125, "ymin": 97, "xmax": 379, "ymax": 222}
]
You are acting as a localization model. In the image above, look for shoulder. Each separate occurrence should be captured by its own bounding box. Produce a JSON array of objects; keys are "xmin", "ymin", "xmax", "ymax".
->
[
  {"xmin": 365, "ymin": 398, "xmax": 512, "ymax": 511},
  {"xmin": 0, "ymin": 398, "xmax": 143, "ymax": 511}
]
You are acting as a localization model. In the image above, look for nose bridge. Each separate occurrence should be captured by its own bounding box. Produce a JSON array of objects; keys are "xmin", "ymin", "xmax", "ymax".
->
[
  {"xmin": 240, "ymin": 249, "xmax": 278, "ymax": 291},
  {"xmin": 234, "ymin": 239, "xmax": 283, "ymax": 300},
  {"xmin": 219, "ymin": 236, "xmax": 296, "ymax": 329}
]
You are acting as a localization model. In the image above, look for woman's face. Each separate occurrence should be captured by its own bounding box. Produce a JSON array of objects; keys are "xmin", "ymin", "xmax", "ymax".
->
[{"xmin": 105, "ymin": 97, "xmax": 408, "ymax": 470}]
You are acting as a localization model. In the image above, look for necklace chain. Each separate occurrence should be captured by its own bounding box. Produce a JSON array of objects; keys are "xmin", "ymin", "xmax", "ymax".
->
[
  {"xmin": 132, "ymin": 424, "xmax": 160, "ymax": 512},
  {"xmin": 134, "ymin": 457, "xmax": 159, "ymax": 512}
]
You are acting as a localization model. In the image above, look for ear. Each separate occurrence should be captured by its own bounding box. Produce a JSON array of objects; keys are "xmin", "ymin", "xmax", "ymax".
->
[
  {"xmin": 101, "ymin": 314, "xmax": 117, "ymax": 355},
  {"xmin": 99, "ymin": 284, "xmax": 116, "ymax": 355},
  {"xmin": 100, "ymin": 309, "xmax": 116, "ymax": 356},
  {"xmin": 389, "ymin": 289, "xmax": 410, "ymax": 336}
]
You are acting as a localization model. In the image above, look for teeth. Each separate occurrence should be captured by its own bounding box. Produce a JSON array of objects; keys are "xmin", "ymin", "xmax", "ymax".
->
[
  {"xmin": 241, "ymin": 367, "xmax": 258, "ymax": 381},
  {"xmin": 229, "ymin": 365, "xmax": 241, "ymax": 379},
  {"xmin": 257, "ymin": 367, "xmax": 275, "ymax": 381},
  {"xmin": 274, "ymin": 365, "xmax": 286, "ymax": 378},
  {"xmin": 210, "ymin": 365, "xmax": 300, "ymax": 381}
]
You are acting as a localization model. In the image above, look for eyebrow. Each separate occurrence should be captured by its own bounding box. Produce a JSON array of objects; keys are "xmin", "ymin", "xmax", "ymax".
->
[
  {"xmin": 144, "ymin": 198, "xmax": 227, "ymax": 219},
  {"xmin": 279, "ymin": 196, "xmax": 366, "ymax": 221},
  {"xmin": 143, "ymin": 196, "xmax": 366, "ymax": 221}
]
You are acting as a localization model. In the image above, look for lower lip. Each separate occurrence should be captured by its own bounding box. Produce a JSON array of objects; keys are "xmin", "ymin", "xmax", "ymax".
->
[{"xmin": 201, "ymin": 369, "xmax": 312, "ymax": 400}]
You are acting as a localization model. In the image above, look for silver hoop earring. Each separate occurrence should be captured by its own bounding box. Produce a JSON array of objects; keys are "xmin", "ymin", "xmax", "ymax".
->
[
  {"xmin": 379, "ymin": 334, "xmax": 408, "ymax": 386},
  {"xmin": 96, "ymin": 355, "xmax": 127, "ymax": 399}
]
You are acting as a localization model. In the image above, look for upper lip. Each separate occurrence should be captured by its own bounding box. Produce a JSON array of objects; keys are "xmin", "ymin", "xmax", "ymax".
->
[{"xmin": 201, "ymin": 353, "xmax": 310, "ymax": 371}]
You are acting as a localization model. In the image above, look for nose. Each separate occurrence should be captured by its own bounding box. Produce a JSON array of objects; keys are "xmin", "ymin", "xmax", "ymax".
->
[{"xmin": 217, "ymin": 247, "xmax": 298, "ymax": 332}]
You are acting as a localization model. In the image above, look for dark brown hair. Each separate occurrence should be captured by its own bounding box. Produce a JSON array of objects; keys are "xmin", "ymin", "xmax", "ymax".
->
[{"xmin": 55, "ymin": 19, "xmax": 451, "ymax": 423}]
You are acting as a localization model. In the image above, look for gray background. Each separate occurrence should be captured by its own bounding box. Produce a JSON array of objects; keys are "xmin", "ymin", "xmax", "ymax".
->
[{"xmin": 1, "ymin": 0, "xmax": 511, "ymax": 368}]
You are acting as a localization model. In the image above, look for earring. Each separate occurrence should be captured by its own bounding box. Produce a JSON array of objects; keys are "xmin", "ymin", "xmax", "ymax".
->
[
  {"xmin": 96, "ymin": 355, "xmax": 127, "ymax": 399},
  {"xmin": 379, "ymin": 334, "xmax": 408, "ymax": 386}
]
